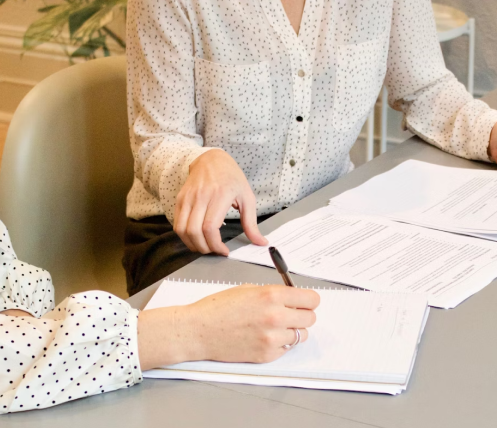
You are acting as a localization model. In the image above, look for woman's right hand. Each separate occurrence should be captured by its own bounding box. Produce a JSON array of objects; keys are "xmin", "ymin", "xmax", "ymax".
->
[
  {"xmin": 173, "ymin": 149, "xmax": 268, "ymax": 256},
  {"xmin": 137, "ymin": 284, "xmax": 320, "ymax": 371}
]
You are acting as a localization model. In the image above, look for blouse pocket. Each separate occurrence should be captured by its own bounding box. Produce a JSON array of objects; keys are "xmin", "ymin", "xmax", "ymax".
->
[
  {"xmin": 332, "ymin": 31, "xmax": 389, "ymax": 134},
  {"xmin": 194, "ymin": 57, "xmax": 272, "ymax": 146}
]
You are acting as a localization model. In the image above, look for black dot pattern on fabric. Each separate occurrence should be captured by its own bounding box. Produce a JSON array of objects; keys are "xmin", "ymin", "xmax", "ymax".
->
[
  {"xmin": 125, "ymin": 0, "xmax": 497, "ymax": 224},
  {"xmin": 0, "ymin": 221, "xmax": 142, "ymax": 414}
]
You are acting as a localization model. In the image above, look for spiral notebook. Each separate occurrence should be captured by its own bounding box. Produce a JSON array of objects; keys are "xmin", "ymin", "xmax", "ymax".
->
[{"xmin": 143, "ymin": 280, "xmax": 430, "ymax": 395}]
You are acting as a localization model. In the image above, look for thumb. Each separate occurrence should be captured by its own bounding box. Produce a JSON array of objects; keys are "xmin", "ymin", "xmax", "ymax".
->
[{"xmin": 238, "ymin": 194, "xmax": 268, "ymax": 246}]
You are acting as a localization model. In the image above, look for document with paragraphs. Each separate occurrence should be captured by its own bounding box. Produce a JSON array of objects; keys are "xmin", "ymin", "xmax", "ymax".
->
[
  {"xmin": 328, "ymin": 160, "xmax": 497, "ymax": 239},
  {"xmin": 144, "ymin": 279, "xmax": 429, "ymax": 395},
  {"xmin": 229, "ymin": 206, "xmax": 497, "ymax": 308}
]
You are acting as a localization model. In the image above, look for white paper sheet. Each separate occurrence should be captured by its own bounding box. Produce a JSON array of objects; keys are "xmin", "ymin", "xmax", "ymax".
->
[
  {"xmin": 143, "ymin": 280, "xmax": 429, "ymax": 394},
  {"xmin": 144, "ymin": 368, "xmax": 407, "ymax": 395},
  {"xmin": 229, "ymin": 206, "xmax": 497, "ymax": 308},
  {"xmin": 328, "ymin": 160, "xmax": 497, "ymax": 236}
]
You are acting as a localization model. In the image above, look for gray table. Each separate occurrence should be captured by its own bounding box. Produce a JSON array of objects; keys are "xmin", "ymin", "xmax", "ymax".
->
[{"xmin": 5, "ymin": 90, "xmax": 497, "ymax": 427}]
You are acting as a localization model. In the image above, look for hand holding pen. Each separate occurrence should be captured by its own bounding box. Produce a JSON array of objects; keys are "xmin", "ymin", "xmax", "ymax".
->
[{"xmin": 269, "ymin": 246, "xmax": 296, "ymax": 287}]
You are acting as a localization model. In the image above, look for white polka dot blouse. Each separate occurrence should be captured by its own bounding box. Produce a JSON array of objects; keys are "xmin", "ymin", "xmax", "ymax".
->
[
  {"xmin": 126, "ymin": 0, "xmax": 497, "ymax": 223},
  {"xmin": 0, "ymin": 221, "xmax": 142, "ymax": 414}
]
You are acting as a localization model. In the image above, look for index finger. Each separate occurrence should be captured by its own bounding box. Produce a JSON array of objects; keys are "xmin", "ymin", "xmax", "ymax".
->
[{"xmin": 202, "ymin": 196, "xmax": 234, "ymax": 255}]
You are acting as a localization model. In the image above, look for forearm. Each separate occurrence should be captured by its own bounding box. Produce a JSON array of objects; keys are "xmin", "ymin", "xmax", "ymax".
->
[
  {"xmin": 385, "ymin": 0, "xmax": 497, "ymax": 162},
  {"xmin": 395, "ymin": 74, "xmax": 497, "ymax": 162}
]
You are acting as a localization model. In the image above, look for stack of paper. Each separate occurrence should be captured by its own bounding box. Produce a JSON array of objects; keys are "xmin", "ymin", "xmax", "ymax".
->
[
  {"xmin": 229, "ymin": 206, "xmax": 497, "ymax": 308},
  {"xmin": 144, "ymin": 280, "xmax": 429, "ymax": 395},
  {"xmin": 328, "ymin": 160, "xmax": 497, "ymax": 241}
]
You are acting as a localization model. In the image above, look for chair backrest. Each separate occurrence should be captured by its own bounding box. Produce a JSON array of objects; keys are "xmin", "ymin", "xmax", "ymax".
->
[{"xmin": 0, "ymin": 56, "xmax": 132, "ymax": 302}]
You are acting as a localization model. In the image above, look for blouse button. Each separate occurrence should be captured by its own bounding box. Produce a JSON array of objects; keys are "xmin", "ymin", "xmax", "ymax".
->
[
  {"xmin": 298, "ymin": 70, "xmax": 305, "ymax": 78},
  {"xmin": 296, "ymin": 116, "xmax": 303, "ymax": 122},
  {"xmin": 289, "ymin": 159, "xmax": 296, "ymax": 167}
]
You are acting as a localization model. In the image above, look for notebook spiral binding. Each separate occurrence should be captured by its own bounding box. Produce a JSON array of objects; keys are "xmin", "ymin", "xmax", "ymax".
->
[{"xmin": 163, "ymin": 278, "xmax": 394, "ymax": 293}]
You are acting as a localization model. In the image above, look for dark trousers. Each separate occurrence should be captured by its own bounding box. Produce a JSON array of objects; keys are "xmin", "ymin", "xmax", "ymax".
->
[{"xmin": 123, "ymin": 214, "xmax": 274, "ymax": 296}]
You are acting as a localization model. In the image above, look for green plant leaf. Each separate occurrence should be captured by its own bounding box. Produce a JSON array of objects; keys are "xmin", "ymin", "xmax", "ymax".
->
[
  {"xmin": 23, "ymin": 3, "xmax": 75, "ymax": 50},
  {"xmin": 0, "ymin": 0, "xmax": 8, "ymax": 6},
  {"xmin": 68, "ymin": 5, "xmax": 100, "ymax": 38},
  {"xmin": 70, "ymin": 35, "xmax": 106, "ymax": 58},
  {"xmin": 72, "ymin": 6, "xmax": 116, "ymax": 40},
  {"xmin": 102, "ymin": 42, "xmax": 110, "ymax": 57},
  {"xmin": 38, "ymin": 5, "xmax": 59, "ymax": 13}
]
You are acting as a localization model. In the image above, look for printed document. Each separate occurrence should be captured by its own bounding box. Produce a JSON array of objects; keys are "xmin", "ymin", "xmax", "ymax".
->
[
  {"xmin": 229, "ymin": 206, "xmax": 497, "ymax": 308},
  {"xmin": 328, "ymin": 160, "xmax": 497, "ymax": 239}
]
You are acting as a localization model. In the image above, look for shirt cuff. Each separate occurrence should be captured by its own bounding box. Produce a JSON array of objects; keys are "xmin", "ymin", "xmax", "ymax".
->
[
  {"xmin": 128, "ymin": 307, "xmax": 143, "ymax": 385},
  {"xmin": 471, "ymin": 108, "xmax": 497, "ymax": 162}
]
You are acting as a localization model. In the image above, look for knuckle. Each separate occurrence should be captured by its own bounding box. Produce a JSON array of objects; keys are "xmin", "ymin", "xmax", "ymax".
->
[
  {"xmin": 261, "ymin": 288, "xmax": 281, "ymax": 305},
  {"xmin": 186, "ymin": 226, "xmax": 198, "ymax": 238},
  {"xmin": 262, "ymin": 312, "xmax": 279, "ymax": 328},
  {"xmin": 259, "ymin": 330, "xmax": 277, "ymax": 347},
  {"xmin": 176, "ymin": 190, "xmax": 185, "ymax": 201},
  {"xmin": 202, "ymin": 221, "xmax": 217, "ymax": 235},
  {"xmin": 194, "ymin": 189, "xmax": 209, "ymax": 202}
]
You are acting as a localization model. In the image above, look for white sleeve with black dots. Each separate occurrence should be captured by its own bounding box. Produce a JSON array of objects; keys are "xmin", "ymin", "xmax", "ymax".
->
[
  {"xmin": 0, "ymin": 291, "xmax": 142, "ymax": 414},
  {"xmin": 0, "ymin": 221, "xmax": 54, "ymax": 317},
  {"xmin": 386, "ymin": 0, "xmax": 497, "ymax": 162},
  {"xmin": 0, "ymin": 221, "xmax": 143, "ymax": 414}
]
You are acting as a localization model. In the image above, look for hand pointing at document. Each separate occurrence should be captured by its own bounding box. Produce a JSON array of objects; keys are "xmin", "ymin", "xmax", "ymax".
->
[{"xmin": 173, "ymin": 149, "xmax": 269, "ymax": 256}]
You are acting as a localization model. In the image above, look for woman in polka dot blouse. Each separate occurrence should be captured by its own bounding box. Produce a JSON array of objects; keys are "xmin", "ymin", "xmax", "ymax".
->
[
  {"xmin": 123, "ymin": 0, "xmax": 497, "ymax": 296},
  {"xmin": 0, "ymin": 220, "xmax": 319, "ymax": 413}
]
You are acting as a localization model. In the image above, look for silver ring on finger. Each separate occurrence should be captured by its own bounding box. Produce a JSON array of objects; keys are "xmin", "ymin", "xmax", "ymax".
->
[{"xmin": 282, "ymin": 328, "xmax": 301, "ymax": 350}]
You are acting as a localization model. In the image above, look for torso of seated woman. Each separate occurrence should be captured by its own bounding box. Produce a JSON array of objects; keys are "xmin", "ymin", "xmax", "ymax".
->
[{"xmin": 281, "ymin": 0, "xmax": 306, "ymax": 34}]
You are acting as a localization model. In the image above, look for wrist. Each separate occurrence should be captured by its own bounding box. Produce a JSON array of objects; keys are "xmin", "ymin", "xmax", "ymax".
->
[
  {"xmin": 189, "ymin": 148, "xmax": 229, "ymax": 173},
  {"xmin": 137, "ymin": 305, "xmax": 204, "ymax": 371}
]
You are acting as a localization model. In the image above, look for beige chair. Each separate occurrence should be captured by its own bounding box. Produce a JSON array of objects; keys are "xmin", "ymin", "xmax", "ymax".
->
[{"xmin": 0, "ymin": 56, "xmax": 132, "ymax": 302}]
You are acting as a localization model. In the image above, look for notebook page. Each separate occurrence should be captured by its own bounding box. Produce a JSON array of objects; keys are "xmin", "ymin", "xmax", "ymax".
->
[
  {"xmin": 145, "ymin": 307, "xmax": 430, "ymax": 395},
  {"xmin": 144, "ymin": 280, "xmax": 428, "ymax": 385}
]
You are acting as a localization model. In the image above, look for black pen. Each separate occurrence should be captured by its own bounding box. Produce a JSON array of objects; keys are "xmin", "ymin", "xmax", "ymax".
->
[{"xmin": 269, "ymin": 246, "xmax": 296, "ymax": 287}]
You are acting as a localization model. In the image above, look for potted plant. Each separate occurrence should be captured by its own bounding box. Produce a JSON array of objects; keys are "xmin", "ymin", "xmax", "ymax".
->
[{"xmin": 0, "ymin": 0, "xmax": 126, "ymax": 61}]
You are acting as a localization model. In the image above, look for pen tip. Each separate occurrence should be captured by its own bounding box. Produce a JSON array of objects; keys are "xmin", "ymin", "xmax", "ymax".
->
[{"xmin": 269, "ymin": 246, "xmax": 276, "ymax": 253}]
